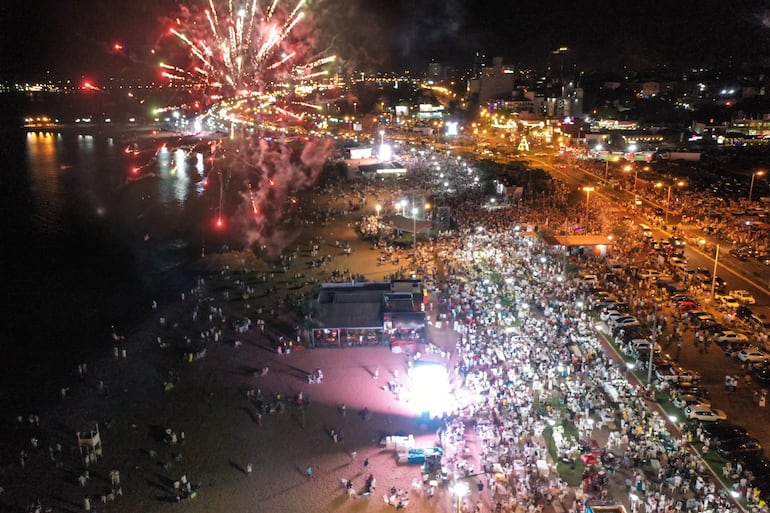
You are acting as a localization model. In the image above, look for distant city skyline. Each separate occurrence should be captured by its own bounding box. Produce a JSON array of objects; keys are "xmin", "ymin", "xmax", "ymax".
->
[{"xmin": 2, "ymin": 0, "xmax": 770, "ymax": 80}]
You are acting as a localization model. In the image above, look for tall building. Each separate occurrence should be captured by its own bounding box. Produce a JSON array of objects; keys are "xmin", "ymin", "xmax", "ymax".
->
[
  {"xmin": 427, "ymin": 62, "xmax": 445, "ymax": 83},
  {"xmin": 468, "ymin": 56, "xmax": 515, "ymax": 107}
]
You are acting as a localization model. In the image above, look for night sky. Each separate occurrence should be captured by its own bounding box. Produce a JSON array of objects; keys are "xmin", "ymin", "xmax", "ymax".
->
[{"xmin": 2, "ymin": 0, "xmax": 770, "ymax": 79}]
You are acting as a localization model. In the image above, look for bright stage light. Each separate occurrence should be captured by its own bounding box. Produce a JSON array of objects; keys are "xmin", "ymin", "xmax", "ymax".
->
[
  {"xmin": 379, "ymin": 143, "xmax": 392, "ymax": 161},
  {"xmin": 408, "ymin": 361, "xmax": 452, "ymax": 417}
]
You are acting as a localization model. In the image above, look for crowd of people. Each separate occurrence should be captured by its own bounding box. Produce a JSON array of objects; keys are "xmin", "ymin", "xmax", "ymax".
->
[{"xmin": 7, "ymin": 139, "xmax": 770, "ymax": 513}]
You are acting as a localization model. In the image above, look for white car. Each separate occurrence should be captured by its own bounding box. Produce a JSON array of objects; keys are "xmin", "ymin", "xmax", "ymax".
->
[
  {"xmin": 628, "ymin": 339, "xmax": 653, "ymax": 354},
  {"xmin": 607, "ymin": 313, "xmax": 631, "ymax": 326},
  {"xmin": 732, "ymin": 290, "xmax": 757, "ymax": 305},
  {"xmin": 737, "ymin": 348, "xmax": 770, "ymax": 363},
  {"xmin": 639, "ymin": 269, "xmax": 663, "ymax": 279},
  {"xmin": 615, "ymin": 317, "xmax": 641, "ymax": 328},
  {"xmin": 600, "ymin": 309, "xmax": 621, "ymax": 322},
  {"xmin": 670, "ymin": 257, "xmax": 688, "ymax": 270},
  {"xmin": 714, "ymin": 331, "xmax": 749, "ymax": 344},
  {"xmin": 717, "ymin": 296, "xmax": 741, "ymax": 309},
  {"xmin": 684, "ymin": 405, "xmax": 727, "ymax": 422}
]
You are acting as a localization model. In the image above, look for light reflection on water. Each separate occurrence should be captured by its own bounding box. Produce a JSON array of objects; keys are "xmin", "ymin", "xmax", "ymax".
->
[
  {"xmin": 26, "ymin": 131, "xmax": 62, "ymax": 228},
  {"xmin": 25, "ymin": 130, "xmax": 206, "ymax": 233}
]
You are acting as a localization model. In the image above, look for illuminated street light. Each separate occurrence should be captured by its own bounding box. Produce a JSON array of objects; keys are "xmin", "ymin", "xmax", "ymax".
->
[
  {"xmin": 655, "ymin": 181, "xmax": 686, "ymax": 225},
  {"xmin": 749, "ymin": 170, "xmax": 766, "ymax": 203},
  {"xmin": 604, "ymin": 155, "xmax": 619, "ymax": 181},
  {"xmin": 623, "ymin": 164, "xmax": 639, "ymax": 203}
]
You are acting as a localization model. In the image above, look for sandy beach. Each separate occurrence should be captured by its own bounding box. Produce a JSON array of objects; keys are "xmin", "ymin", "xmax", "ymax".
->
[{"xmin": 1, "ymin": 188, "xmax": 469, "ymax": 513}]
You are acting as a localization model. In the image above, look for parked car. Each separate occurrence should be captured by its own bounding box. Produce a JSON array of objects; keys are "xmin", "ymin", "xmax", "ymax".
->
[
  {"xmin": 655, "ymin": 364, "xmax": 676, "ymax": 381},
  {"xmin": 700, "ymin": 318, "xmax": 723, "ymax": 331},
  {"xmin": 750, "ymin": 315, "xmax": 770, "ymax": 330},
  {"xmin": 615, "ymin": 325, "xmax": 643, "ymax": 341},
  {"xmin": 608, "ymin": 315, "xmax": 636, "ymax": 328},
  {"xmin": 716, "ymin": 437, "xmax": 764, "ymax": 460},
  {"xmin": 671, "ymin": 237, "xmax": 686, "ymax": 247},
  {"xmin": 600, "ymin": 309, "xmax": 621, "ymax": 322},
  {"xmin": 677, "ymin": 299, "xmax": 699, "ymax": 312},
  {"xmin": 670, "ymin": 256, "xmax": 688, "ymax": 270},
  {"xmin": 730, "ymin": 248, "xmax": 752, "ymax": 261},
  {"xmin": 693, "ymin": 313, "xmax": 716, "ymax": 327},
  {"xmin": 695, "ymin": 267, "xmax": 713, "ymax": 281},
  {"xmin": 670, "ymin": 383, "xmax": 710, "ymax": 398},
  {"xmin": 640, "ymin": 269, "xmax": 664, "ymax": 279},
  {"xmin": 701, "ymin": 422, "xmax": 747, "ymax": 443},
  {"xmin": 613, "ymin": 302, "xmax": 629, "ymax": 313},
  {"xmin": 732, "ymin": 290, "xmax": 757, "ymax": 305},
  {"xmin": 717, "ymin": 296, "xmax": 741, "ymax": 309},
  {"xmin": 714, "ymin": 331, "xmax": 749, "ymax": 345},
  {"xmin": 675, "ymin": 369, "xmax": 702, "ymax": 384},
  {"xmin": 684, "ymin": 405, "xmax": 727, "ymax": 422},
  {"xmin": 737, "ymin": 347, "xmax": 770, "ymax": 364},
  {"xmin": 615, "ymin": 317, "xmax": 641, "ymax": 328},
  {"xmin": 672, "ymin": 393, "xmax": 711, "ymax": 410},
  {"xmin": 703, "ymin": 322, "xmax": 728, "ymax": 335},
  {"xmin": 652, "ymin": 354, "xmax": 675, "ymax": 367}
]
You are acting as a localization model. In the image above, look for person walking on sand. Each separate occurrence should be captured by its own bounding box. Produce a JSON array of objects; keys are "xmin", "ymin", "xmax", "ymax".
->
[
  {"xmin": 373, "ymin": 366, "xmax": 379, "ymax": 379},
  {"xmin": 305, "ymin": 465, "xmax": 313, "ymax": 478}
]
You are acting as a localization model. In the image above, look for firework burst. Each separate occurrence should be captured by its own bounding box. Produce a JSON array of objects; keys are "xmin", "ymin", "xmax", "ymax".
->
[
  {"xmin": 155, "ymin": 0, "xmax": 339, "ymax": 257},
  {"xmin": 162, "ymin": 0, "xmax": 334, "ymax": 98}
]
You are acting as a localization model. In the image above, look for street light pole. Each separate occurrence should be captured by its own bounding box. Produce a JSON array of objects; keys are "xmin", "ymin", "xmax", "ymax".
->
[
  {"xmin": 750, "ymin": 170, "xmax": 765, "ymax": 203},
  {"xmin": 412, "ymin": 206, "xmax": 417, "ymax": 256},
  {"xmin": 582, "ymin": 186, "xmax": 594, "ymax": 228},
  {"xmin": 656, "ymin": 180, "xmax": 684, "ymax": 226},
  {"xmin": 711, "ymin": 244, "xmax": 720, "ymax": 299},
  {"xmin": 634, "ymin": 169, "xmax": 638, "ymax": 197}
]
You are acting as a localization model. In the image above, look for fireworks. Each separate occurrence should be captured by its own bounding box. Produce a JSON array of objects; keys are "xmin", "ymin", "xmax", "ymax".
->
[
  {"xmin": 162, "ymin": 0, "xmax": 335, "ymax": 98},
  {"xmin": 151, "ymin": 0, "xmax": 338, "ymax": 256}
]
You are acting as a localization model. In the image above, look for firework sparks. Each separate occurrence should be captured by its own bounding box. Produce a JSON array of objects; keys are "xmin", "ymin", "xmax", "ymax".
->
[
  {"xmin": 164, "ymin": 0, "xmax": 319, "ymax": 95},
  {"xmin": 156, "ymin": 0, "xmax": 338, "ymax": 257}
]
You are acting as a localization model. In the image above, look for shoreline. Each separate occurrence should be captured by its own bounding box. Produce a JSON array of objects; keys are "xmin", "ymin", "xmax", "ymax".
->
[{"xmin": 1, "ymin": 193, "xmax": 451, "ymax": 513}]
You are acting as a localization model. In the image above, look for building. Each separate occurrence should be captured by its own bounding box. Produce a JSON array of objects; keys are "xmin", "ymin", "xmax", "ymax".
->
[
  {"xmin": 311, "ymin": 279, "xmax": 427, "ymax": 352},
  {"xmin": 468, "ymin": 57, "xmax": 515, "ymax": 107}
]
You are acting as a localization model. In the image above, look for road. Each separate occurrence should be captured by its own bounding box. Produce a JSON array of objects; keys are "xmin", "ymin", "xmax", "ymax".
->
[{"xmin": 523, "ymin": 151, "xmax": 770, "ymax": 464}]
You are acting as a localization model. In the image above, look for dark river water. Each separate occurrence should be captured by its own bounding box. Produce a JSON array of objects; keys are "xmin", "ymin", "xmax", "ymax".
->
[{"xmin": 0, "ymin": 94, "xmax": 224, "ymax": 412}]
